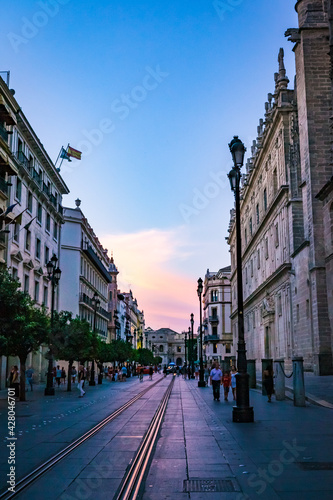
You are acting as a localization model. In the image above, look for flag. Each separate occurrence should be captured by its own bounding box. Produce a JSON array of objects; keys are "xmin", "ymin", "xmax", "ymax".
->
[
  {"xmin": 1, "ymin": 203, "xmax": 18, "ymax": 218},
  {"xmin": 60, "ymin": 147, "xmax": 72, "ymax": 162},
  {"xmin": 67, "ymin": 146, "xmax": 82, "ymax": 160},
  {"xmin": 23, "ymin": 217, "xmax": 36, "ymax": 231},
  {"xmin": 11, "ymin": 209, "xmax": 26, "ymax": 225}
]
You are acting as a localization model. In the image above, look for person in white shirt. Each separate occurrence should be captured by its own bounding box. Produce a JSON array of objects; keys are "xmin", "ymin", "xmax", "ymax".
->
[{"xmin": 210, "ymin": 363, "xmax": 223, "ymax": 401}]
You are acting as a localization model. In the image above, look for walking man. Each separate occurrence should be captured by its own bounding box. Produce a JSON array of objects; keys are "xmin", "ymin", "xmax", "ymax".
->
[
  {"xmin": 210, "ymin": 363, "xmax": 222, "ymax": 402},
  {"xmin": 77, "ymin": 365, "xmax": 85, "ymax": 397}
]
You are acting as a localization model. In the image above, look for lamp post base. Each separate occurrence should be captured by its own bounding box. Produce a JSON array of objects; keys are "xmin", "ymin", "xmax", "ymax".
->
[
  {"xmin": 44, "ymin": 387, "xmax": 55, "ymax": 396},
  {"xmin": 198, "ymin": 380, "xmax": 206, "ymax": 388},
  {"xmin": 89, "ymin": 380, "xmax": 96, "ymax": 386},
  {"xmin": 232, "ymin": 406, "xmax": 254, "ymax": 423},
  {"xmin": 98, "ymin": 374, "xmax": 103, "ymax": 384}
]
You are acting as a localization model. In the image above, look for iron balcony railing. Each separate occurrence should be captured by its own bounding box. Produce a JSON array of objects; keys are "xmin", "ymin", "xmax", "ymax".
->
[
  {"xmin": 31, "ymin": 168, "xmax": 42, "ymax": 187},
  {"xmin": 209, "ymin": 315, "xmax": 219, "ymax": 323},
  {"xmin": 15, "ymin": 151, "xmax": 31, "ymax": 171},
  {"xmin": 204, "ymin": 335, "xmax": 219, "ymax": 343},
  {"xmin": 42, "ymin": 182, "xmax": 49, "ymax": 196},
  {"xmin": 49, "ymin": 194, "xmax": 57, "ymax": 206},
  {"xmin": 79, "ymin": 293, "xmax": 111, "ymax": 320}
]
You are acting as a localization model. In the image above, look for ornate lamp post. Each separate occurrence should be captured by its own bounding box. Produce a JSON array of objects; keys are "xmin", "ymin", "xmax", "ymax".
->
[
  {"xmin": 89, "ymin": 292, "xmax": 100, "ymax": 386},
  {"xmin": 228, "ymin": 136, "xmax": 254, "ymax": 423},
  {"xmin": 184, "ymin": 329, "xmax": 187, "ymax": 373},
  {"xmin": 190, "ymin": 313, "xmax": 195, "ymax": 378},
  {"xmin": 45, "ymin": 255, "xmax": 61, "ymax": 396},
  {"xmin": 197, "ymin": 278, "xmax": 205, "ymax": 387}
]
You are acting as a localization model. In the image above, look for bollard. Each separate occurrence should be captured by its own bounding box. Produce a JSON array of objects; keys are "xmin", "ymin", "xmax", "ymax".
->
[
  {"xmin": 293, "ymin": 357, "xmax": 306, "ymax": 407},
  {"xmin": 274, "ymin": 359, "xmax": 285, "ymax": 400},
  {"xmin": 247, "ymin": 359, "xmax": 257, "ymax": 389},
  {"xmin": 261, "ymin": 358, "xmax": 273, "ymax": 395}
]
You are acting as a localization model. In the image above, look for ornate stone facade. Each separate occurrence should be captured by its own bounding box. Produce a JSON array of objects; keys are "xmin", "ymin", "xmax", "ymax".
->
[{"xmin": 228, "ymin": 0, "xmax": 333, "ymax": 374}]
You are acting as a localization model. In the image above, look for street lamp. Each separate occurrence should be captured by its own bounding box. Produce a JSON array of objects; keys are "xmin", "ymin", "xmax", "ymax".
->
[
  {"xmin": 113, "ymin": 309, "xmax": 120, "ymax": 340},
  {"xmin": 228, "ymin": 136, "xmax": 254, "ymax": 423},
  {"xmin": 184, "ymin": 329, "xmax": 187, "ymax": 374},
  {"xmin": 45, "ymin": 255, "xmax": 61, "ymax": 396},
  {"xmin": 190, "ymin": 313, "xmax": 195, "ymax": 378},
  {"xmin": 89, "ymin": 291, "xmax": 100, "ymax": 386},
  {"xmin": 197, "ymin": 278, "xmax": 205, "ymax": 388}
]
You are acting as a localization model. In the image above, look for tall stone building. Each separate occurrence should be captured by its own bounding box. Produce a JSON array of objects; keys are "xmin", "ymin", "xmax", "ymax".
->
[{"xmin": 227, "ymin": 0, "xmax": 333, "ymax": 375}]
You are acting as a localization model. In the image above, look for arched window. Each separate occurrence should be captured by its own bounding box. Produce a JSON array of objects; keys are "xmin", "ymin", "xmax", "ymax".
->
[{"xmin": 159, "ymin": 345, "xmax": 163, "ymax": 353}]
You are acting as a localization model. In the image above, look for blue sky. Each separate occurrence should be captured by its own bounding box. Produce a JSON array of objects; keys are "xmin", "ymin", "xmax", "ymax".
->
[{"xmin": 0, "ymin": 0, "xmax": 298, "ymax": 330}]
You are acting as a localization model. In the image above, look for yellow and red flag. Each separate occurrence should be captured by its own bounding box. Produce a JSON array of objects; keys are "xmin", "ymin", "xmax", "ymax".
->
[{"xmin": 67, "ymin": 146, "xmax": 82, "ymax": 160}]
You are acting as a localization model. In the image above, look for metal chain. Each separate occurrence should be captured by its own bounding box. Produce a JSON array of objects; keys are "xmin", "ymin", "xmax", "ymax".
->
[{"xmin": 278, "ymin": 361, "xmax": 293, "ymax": 379}]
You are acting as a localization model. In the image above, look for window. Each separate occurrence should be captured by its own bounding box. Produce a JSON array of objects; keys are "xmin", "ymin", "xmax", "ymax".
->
[
  {"xmin": 212, "ymin": 325, "xmax": 217, "ymax": 336},
  {"xmin": 43, "ymin": 286, "xmax": 48, "ymax": 307},
  {"xmin": 44, "ymin": 245, "xmax": 49, "ymax": 266},
  {"xmin": 27, "ymin": 190, "xmax": 33, "ymax": 213},
  {"xmin": 211, "ymin": 307, "xmax": 217, "ymax": 319},
  {"xmin": 265, "ymin": 237, "xmax": 269, "ymax": 259},
  {"xmin": 249, "ymin": 217, "xmax": 253, "ymax": 236},
  {"xmin": 225, "ymin": 344, "xmax": 231, "ymax": 354},
  {"xmin": 250, "ymin": 259, "xmax": 253, "ymax": 277},
  {"xmin": 37, "ymin": 203, "xmax": 42, "ymax": 224},
  {"xmin": 211, "ymin": 290, "xmax": 218, "ymax": 302},
  {"xmin": 256, "ymin": 204, "xmax": 259, "ymax": 225},
  {"xmin": 177, "ymin": 346, "xmax": 181, "ymax": 353},
  {"xmin": 15, "ymin": 178, "xmax": 22, "ymax": 201},
  {"xmin": 34, "ymin": 280, "xmax": 40, "ymax": 302},
  {"xmin": 273, "ymin": 169, "xmax": 277, "ymax": 195},
  {"xmin": 275, "ymin": 223, "xmax": 279, "ymax": 247},
  {"xmin": 25, "ymin": 229, "xmax": 31, "ymax": 252},
  {"xmin": 252, "ymin": 310, "xmax": 256, "ymax": 328},
  {"xmin": 257, "ymin": 248, "xmax": 261, "ymax": 269},
  {"xmin": 278, "ymin": 293, "xmax": 282, "ymax": 316},
  {"xmin": 13, "ymin": 221, "xmax": 20, "ymax": 243},
  {"xmin": 53, "ymin": 222, "xmax": 58, "ymax": 240},
  {"xmin": 12, "ymin": 267, "xmax": 18, "ymax": 280},
  {"xmin": 306, "ymin": 299, "xmax": 310, "ymax": 319},
  {"xmin": 213, "ymin": 343, "xmax": 217, "ymax": 354},
  {"xmin": 247, "ymin": 315, "xmax": 250, "ymax": 332},
  {"xmin": 24, "ymin": 274, "xmax": 29, "ymax": 293},
  {"xmin": 36, "ymin": 238, "xmax": 41, "ymax": 260},
  {"xmin": 296, "ymin": 304, "xmax": 300, "ymax": 323},
  {"xmin": 263, "ymin": 188, "xmax": 267, "ymax": 212},
  {"xmin": 245, "ymin": 266, "xmax": 248, "ymax": 284},
  {"xmin": 46, "ymin": 213, "xmax": 50, "ymax": 232},
  {"xmin": 159, "ymin": 345, "xmax": 164, "ymax": 353},
  {"xmin": 245, "ymin": 228, "xmax": 248, "ymax": 245}
]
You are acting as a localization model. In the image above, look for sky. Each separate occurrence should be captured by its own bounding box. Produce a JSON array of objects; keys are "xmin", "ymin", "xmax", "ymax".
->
[{"xmin": 0, "ymin": 0, "xmax": 298, "ymax": 332}]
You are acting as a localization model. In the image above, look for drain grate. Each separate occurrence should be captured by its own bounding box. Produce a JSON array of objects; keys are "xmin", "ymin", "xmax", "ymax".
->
[
  {"xmin": 184, "ymin": 479, "xmax": 236, "ymax": 493},
  {"xmin": 297, "ymin": 462, "xmax": 333, "ymax": 471}
]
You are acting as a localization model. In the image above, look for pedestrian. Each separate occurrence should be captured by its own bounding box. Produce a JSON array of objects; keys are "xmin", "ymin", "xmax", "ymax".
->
[
  {"xmin": 149, "ymin": 365, "xmax": 154, "ymax": 380},
  {"xmin": 26, "ymin": 366, "xmax": 34, "ymax": 392},
  {"xmin": 139, "ymin": 367, "xmax": 144, "ymax": 382},
  {"xmin": 204, "ymin": 365, "xmax": 210, "ymax": 386},
  {"xmin": 222, "ymin": 370, "xmax": 231, "ymax": 401},
  {"xmin": 71, "ymin": 366, "xmax": 77, "ymax": 384},
  {"xmin": 210, "ymin": 363, "xmax": 222, "ymax": 402},
  {"xmin": 61, "ymin": 366, "xmax": 66, "ymax": 385},
  {"xmin": 195, "ymin": 365, "xmax": 199, "ymax": 380},
  {"xmin": 231, "ymin": 365, "xmax": 238, "ymax": 400},
  {"xmin": 163, "ymin": 366, "xmax": 167, "ymax": 377},
  {"xmin": 187, "ymin": 366, "xmax": 191, "ymax": 379},
  {"xmin": 121, "ymin": 365, "xmax": 127, "ymax": 381},
  {"xmin": 55, "ymin": 365, "xmax": 61, "ymax": 387},
  {"xmin": 77, "ymin": 364, "xmax": 85, "ymax": 397},
  {"xmin": 52, "ymin": 366, "xmax": 56, "ymax": 386},
  {"xmin": 8, "ymin": 366, "xmax": 14, "ymax": 387},
  {"xmin": 11, "ymin": 366, "xmax": 20, "ymax": 398},
  {"xmin": 263, "ymin": 364, "xmax": 274, "ymax": 402}
]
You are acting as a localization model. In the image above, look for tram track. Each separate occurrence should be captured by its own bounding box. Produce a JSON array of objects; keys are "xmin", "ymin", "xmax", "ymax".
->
[
  {"xmin": 114, "ymin": 374, "xmax": 175, "ymax": 500},
  {"xmin": 0, "ymin": 376, "xmax": 166, "ymax": 500}
]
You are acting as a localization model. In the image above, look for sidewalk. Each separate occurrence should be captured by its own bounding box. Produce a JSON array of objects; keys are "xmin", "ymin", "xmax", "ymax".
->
[
  {"xmin": 255, "ymin": 371, "xmax": 333, "ymax": 408},
  {"xmin": 143, "ymin": 377, "xmax": 333, "ymax": 500}
]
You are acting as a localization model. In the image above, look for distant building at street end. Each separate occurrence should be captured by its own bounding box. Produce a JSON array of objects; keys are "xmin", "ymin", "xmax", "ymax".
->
[
  {"xmin": 145, "ymin": 328, "xmax": 188, "ymax": 367},
  {"xmin": 203, "ymin": 266, "xmax": 235, "ymax": 366},
  {"xmin": 59, "ymin": 200, "xmax": 112, "ymax": 341},
  {"xmin": 227, "ymin": 0, "xmax": 333, "ymax": 374}
]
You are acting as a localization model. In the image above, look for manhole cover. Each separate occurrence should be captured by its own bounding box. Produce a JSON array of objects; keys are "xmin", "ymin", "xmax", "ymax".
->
[
  {"xmin": 297, "ymin": 462, "xmax": 333, "ymax": 471},
  {"xmin": 184, "ymin": 479, "xmax": 237, "ymax": 492}
]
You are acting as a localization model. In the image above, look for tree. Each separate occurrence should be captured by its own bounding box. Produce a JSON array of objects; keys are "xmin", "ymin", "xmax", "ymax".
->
[
  {"xmin": 95, "ymin": 339, "xmax": 114, "ymax": 382},
  {"xmin": 0, "ymin": 265, "xmax": 50, "ymax": 401},
  {"xmin": 52, "ymin": 312, "xmax": 95, "ymax": 391},
  {"xmin": 109, "ymin": 340, "xmax": 133, "ymax": 366},
  {"xmin": 135, "ymin": 348, "xmax": 155, "ymax": 366}
]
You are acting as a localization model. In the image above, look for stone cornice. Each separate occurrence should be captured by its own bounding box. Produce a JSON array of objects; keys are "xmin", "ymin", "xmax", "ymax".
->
[{"xmin": 290, "ymin": 240, "xmax": 310, "ymax": 258}]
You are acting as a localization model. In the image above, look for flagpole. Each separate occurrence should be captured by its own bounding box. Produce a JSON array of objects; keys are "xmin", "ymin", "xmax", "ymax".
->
[
  {"xmin": 54, "ymin": 146, "xmax": 64, "ymax": 170},
  {"xmin": 7, "ymin": 216, "xmax": 37, "ymax": 243},
  {"xmin": 57, "ymin": 143, "xmax": 70, "ymax": 173}
]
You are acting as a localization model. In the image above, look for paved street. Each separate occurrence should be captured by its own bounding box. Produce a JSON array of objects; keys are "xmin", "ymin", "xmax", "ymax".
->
[{"xmin": 0, "ymin": 374, "xmax": 332, "ymax": 499}]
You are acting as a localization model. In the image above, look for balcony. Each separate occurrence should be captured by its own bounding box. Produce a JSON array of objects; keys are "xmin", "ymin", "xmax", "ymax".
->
[
  {"xmin": 49, "ymin": 194, "xmax": 57, "ymax": 207},
  {"xmin": 0, "ymin": 123, "xmax": 8, "ymax": 143},
  {"xmin": 58, "ymin": 204, "xmax": 63, "ymax": 215},
  {"xmin": 42, "ymin": 182, "xmax": 49, "ymax": 196},
  {"xmin": 79, "ymin": 293, "xmax": 111, "ymax": 320},
  {"xmin": 31, "ymin": 168, "xmax": 42, "ymax": 188},
  {"xmin": 15, "ymin": 151, "xmax": 31, "ymax": 172},
  {"xmin": 222, "ymin": 332, "xmax": 233, "ymax": 343},
  {"xmin": 0, "ymin": 176, "xmax": 9, "ymax": 195},
  {"xmin": 209, "ymin": 315, "xmax": 219, "ymax": 324},
  {"xmin": 204, "ymin": 335, "xmax": 219, "ymax": 343}
]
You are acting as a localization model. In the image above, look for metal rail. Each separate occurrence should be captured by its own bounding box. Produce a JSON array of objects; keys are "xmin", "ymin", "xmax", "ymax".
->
[
  {"xmin": 0, "ymin": 377, "xmax": 165, "ymax": 500},
  {"xmin": 115, "ymin": 374, "xmax": 175, "ymax": 500}
]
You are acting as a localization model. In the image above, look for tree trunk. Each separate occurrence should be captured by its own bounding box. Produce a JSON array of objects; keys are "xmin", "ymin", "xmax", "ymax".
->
[
  {"xmin": 67, "ymin": 361, "xmax": 73, "ymax": 392},
  {"xmin": 19, "ymin": 357, "xmax": 27, "ymax": 402}
]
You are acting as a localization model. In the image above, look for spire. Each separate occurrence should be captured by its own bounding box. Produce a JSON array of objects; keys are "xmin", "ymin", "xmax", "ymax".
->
[{"xmin": 277, "ymin": 48, "xmax": 289, "ymax": 90}]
